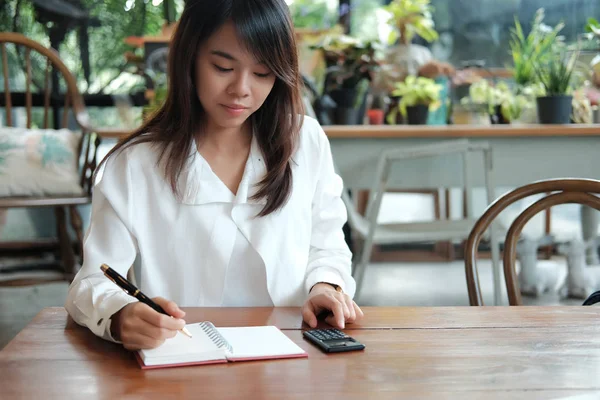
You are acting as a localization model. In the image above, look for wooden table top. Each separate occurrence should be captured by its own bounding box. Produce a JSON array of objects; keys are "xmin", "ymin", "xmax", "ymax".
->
[
  {"xmin": 2, "ymin": 307, "xmax": 600, "ymax": 399},
  {"xmin": 96, "ymin": 124, "xmax": 600, "ymax": 140}
]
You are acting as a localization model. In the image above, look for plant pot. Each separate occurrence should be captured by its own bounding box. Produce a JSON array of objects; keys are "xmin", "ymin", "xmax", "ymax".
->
[
  {"xmin": 491, "ymin": 105, "xmax": 510, "ymax": 124},
  {"xmin": 406, "ymin": 105, "xmax": 429, "ymax": 125},
  {"xmin": 367, "ymin": 109, "xmax": 385, "ymax": 125},
  {"xmin": 329, "ymin": 88, "xmax": 369, "ymax": 125},
  {"xmin": 385, "ymin": 96, "xmax": 404, "ymax": 125},
  {"xmin": 334, "ymin": 108, "xmax": 360, "ymax": 125},
  {"xmin": 536, "ymin": 95, "xmax": 573, "ymax": 124},
  {"xmin": 329, "ymin": 89, "xmax": 358, "ymax": 108}
]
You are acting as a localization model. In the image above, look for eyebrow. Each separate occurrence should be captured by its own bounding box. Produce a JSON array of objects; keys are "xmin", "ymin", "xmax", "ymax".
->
[
  {"xmin": 210, "ymin": 50, "xmax": 237, "ymax": 61},
  {"xmin": 210, "ymin": 50, "xmax": 266, "ymax": 66}
]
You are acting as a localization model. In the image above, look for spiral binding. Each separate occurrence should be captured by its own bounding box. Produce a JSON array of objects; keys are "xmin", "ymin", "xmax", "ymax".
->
[{"xmin": 198, "ymin": 321, "xmax": 233, "ymax": 353}]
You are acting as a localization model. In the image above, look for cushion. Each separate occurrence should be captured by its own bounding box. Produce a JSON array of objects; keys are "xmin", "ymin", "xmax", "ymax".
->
[{"xmin": 0, "ymin": 127, "xmax": 84, "ymax": 197}]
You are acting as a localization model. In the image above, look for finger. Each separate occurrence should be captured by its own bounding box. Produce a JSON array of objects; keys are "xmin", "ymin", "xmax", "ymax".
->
[
  {"xmin": 137, "ymin": 304, "xmax": 186, "ymax": 331},
  {"xmin": 152, "ymin": 297, "xmax": 186, "ymax": 318},
  {"xmin": 338, "ymin": 294, "xmax": 351, "ymax": 321},
  {"xmin": 302, "ymin": 303, "xmax": 318, "ymax": 328},
  {"xmin": 324, "ymin": 313, "xmax": 346, "ymax": 330},
  {"xmin": 353, "ymin": 302, "xmax": 364, "ymax": 321},
  {"xmin": 328, "ymin": 298, "xmax": 345, "ymax": 329},
  {"xmin": 139, "ymin": 323, "xmax": 178, "ymax": 341},
  {"xmin": 344, "ymin": 296, "xmax": 356, "ymax": 323},
  {"xmin": 122, "ymin": 331, "xmax": 165, "ymax": 350}
]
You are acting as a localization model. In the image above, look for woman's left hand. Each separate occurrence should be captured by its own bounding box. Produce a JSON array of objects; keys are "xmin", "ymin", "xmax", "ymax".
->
[{"xmin": 302, "ymin": 283, "xmax": 364, "ymax": 329}]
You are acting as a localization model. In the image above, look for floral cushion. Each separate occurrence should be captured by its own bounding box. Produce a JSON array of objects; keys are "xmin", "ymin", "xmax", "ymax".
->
[{"xmin": 0, "ymin": 127, "xmax": 83, "ymax": 197}]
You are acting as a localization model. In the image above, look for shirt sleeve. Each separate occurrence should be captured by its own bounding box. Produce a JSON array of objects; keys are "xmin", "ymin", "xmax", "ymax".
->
[
  {"xmin": 64, "ymin": 148, "xmax": 139, "ymax": 342},
  {"xmin": 303, "ymin": 120, "xmax": 356, "ymax": 298}
]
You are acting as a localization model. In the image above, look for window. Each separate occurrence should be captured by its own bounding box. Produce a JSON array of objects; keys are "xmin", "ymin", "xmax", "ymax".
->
[
  {"xmin": 348, "ymin": 0, "xmax": 600, "ymax": 68},
  {"xmin": 287, "ymin": 0, "xmax": 339, "ymax": 30}
]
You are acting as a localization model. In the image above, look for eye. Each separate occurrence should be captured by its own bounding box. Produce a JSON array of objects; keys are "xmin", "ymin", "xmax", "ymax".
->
[
  {"xmin": 213, "ymin": 64, "xmax": 233, "ymax": 73},
  {"xmin": 254, "ymin": 72, "xmax": 272, "ymax": 79}
]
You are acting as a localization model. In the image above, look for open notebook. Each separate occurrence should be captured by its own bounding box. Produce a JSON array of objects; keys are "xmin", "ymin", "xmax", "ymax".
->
[{"xmin": 136, "ymin": 322, "xmax": 308, "ymax": 369}]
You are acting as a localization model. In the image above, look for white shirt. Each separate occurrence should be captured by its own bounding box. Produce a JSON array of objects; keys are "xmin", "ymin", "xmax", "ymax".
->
[{"xmin": 65, "ymin": 116, "xmax": 355, "ymax": 342}]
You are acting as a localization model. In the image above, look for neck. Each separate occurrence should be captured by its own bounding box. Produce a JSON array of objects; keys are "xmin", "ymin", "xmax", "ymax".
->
[{"xmin": 198, "ymin": 120, "xmax": 252, "ymax": 156}]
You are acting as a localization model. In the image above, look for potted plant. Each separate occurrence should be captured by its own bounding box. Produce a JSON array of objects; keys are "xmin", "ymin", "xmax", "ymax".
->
[
  {"xmin": 535, "ymin": 49, "xmax": 578, "ymax": 124},
  {"xmin": 460, "ymin": 80, "xmax": 532, "ymax": 124},
  {"xmin": 376, "ymin": 0, "xmax": 438, "ymax": 87},
  {"xmin": 311, "ymin": 33, "xmax": 380, "ymax": 124},
  {"xmin": 383, "ymin": 0, "xmax": 438, "ymax": 46},
  {"xmin": 509, "ymin": 8, "xmax": 564, "ymax": 88},
  {"xmin": 388, "ymin": 75, "xmax": 442, "ymax": 125}
]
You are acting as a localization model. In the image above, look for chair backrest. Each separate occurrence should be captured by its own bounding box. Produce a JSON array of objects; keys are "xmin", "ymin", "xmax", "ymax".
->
[
  {"xmin": 0, "ymin": 32, "xmax": 99, "ymax": 195},
  {"xmin": 465, "ymin": 179, "xmax": 600, "ymax": 306},
  {"xmin": 357, "ymin": 139, "xmax": 495, "ymax": 234}
]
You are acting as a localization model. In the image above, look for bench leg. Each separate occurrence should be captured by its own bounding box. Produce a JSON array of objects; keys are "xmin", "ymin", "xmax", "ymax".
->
[
  {"xmin": 69, "ymin": 205, "xmax": 84, "ymax": 258},
  {"xmin": 55, "ymin": 206, "xmax": 76, "ymax": 280}
]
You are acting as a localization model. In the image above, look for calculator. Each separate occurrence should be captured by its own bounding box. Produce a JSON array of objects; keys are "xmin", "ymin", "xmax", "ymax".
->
[{"xmin": 303, "ymin": 328, "xmax": 365, "ymax": 353}]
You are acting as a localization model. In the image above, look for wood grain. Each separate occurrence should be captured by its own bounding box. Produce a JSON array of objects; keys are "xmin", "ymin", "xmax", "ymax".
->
[
  {"xmin": 3, "ymin": 307, "xmax": 600, "ymax": 399},
  {"xmin": 18, "ymin": 307, "xmax": 600, "ymax": 334}
]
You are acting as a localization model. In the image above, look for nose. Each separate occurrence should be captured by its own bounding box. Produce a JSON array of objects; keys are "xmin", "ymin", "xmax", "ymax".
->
[{"xmin": 228, "ymin": 71, "xmax": 251, "ymax": 98}]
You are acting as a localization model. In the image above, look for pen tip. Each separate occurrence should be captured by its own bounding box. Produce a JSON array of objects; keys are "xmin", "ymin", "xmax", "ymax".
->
[
  {"xmin": 182, "ymin": 327, "xmax": 193, "ymax": 338},
  {"xmin": 100, "ymin": 264, "xmax": 109, "ymax": 272}
]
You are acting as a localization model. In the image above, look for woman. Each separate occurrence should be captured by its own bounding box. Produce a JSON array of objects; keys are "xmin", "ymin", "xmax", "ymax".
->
[{"xmin": 65, "ymin": 0, "xmax": 362, "ymax": 350}]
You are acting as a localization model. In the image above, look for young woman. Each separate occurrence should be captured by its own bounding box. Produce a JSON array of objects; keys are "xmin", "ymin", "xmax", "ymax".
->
[{"xmin": 65, "ymin": 0, "xmax": 362, "ymax": 350}]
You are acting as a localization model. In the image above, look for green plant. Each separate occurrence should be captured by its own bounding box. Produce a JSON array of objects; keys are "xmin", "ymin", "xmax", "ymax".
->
[
  {"xmin": 585, "ymin": 17, "xmax": 600, "ymax": 37},
  {"xmin": 310, "ymin": 32, "xmax": 380, "ymax": 91},
  {"xmin": 391, "ymin": 75, "xmax": 442, "ymax": 116},
  {"xmin": 142, "ymin": 71, "xmax": 168, "ymax": 120},
  {"xmin": 509, "ymin": 8, "xmax": 564, "ymax": 87},
  {"xmin": 288, "ymin": 0, "xmax": 337, "ymax": 30},
  {"xmin": 500, "ymin": 94, "xmax": 531, "ymax": 122},
  {"xmin": 535, "ymin": 50, "xmax": 578, "ymax": 96},
  {"xmin": 383, "ymin": 0, "xmax": 438, "ymax": 46}
]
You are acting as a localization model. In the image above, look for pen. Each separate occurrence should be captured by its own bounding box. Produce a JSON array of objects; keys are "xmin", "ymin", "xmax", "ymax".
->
[{"xmin": 100, "ymin": 264, "xmax": 192, "ymax": 338}]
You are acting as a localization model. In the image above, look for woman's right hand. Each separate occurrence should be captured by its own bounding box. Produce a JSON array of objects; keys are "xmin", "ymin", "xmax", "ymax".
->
[{"xmin": 110, "ymin": 297, "xmax": 186, "ymax": 350}]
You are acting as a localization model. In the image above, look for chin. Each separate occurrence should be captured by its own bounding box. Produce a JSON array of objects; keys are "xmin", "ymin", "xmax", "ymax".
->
[{"xmin": 216, "ymin": 117, "xmax": 248, "ymax": 129}]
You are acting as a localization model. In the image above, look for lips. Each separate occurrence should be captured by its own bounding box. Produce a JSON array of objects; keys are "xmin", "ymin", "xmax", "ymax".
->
[{"xmin": 222, "ymin": 104, "xmax": 249, "ymax": 110}]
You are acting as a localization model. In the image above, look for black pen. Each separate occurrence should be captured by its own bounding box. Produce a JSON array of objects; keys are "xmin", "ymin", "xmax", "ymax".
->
[{"xmin": 100, "ymin": 264, "xmax": 192, "ymax": 338}]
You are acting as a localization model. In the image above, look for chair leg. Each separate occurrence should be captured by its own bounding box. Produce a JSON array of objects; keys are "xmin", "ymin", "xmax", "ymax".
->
[
  {"xmin": 55, "ymin": 206, "xmax": 76, "ymax": 280},
  {"xmin": 69, "ymin": 205, "xmax": 84, "ymax": 258},
  {"xmin": 353, "ymin": 239, "xmax": 375, "ymax": 300}
]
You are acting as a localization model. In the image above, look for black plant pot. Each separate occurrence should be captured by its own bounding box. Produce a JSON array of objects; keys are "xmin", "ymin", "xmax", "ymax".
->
[
  {"xmin": 329, "ymin": 88, "xmax": 369, "ymax": 125},
  {"xmin": 334, "ymin": 108, "xmax": 360, "ymax": 125},
  {"xmin": 491, "ymin": 105, "xmax": 510, "ymax": 124},
  {"xmin": 536, "ymin": 95, "xmax": 573, "ymax": 124},
  {"xmin": 329, "ymin": 89, "xmax": 357, "ymax": 108},
  {"xmin": 406, "ymin": 104, "xmax": 429, "ymax": 125}
]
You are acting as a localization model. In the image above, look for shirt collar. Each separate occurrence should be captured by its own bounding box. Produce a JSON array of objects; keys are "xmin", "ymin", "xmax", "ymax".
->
[{"xmin": 179, "ymin": 134, "xmax": 267, "ymax": 206}]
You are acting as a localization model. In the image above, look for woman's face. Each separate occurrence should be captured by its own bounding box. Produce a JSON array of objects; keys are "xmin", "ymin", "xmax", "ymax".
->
[{"xmin": 195, "ymin": 22, "xmax": 277, "ymax": 132}]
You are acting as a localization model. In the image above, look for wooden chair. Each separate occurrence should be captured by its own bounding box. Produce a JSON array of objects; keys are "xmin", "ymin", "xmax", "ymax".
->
[
  {"xmin": 465, "ymin": 178, "xmax": 600, "ymax": 306},
  {"xmin": 0, "ymin": 32, "xmax": 103, "ymax": 284}
]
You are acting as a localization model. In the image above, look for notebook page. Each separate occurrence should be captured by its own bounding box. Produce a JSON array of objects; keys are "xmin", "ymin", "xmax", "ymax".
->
[
  {"xmin": 139, "ymin": 323, "xmax": 226, "ymax": 366},
  {"xmin": 217, "ymin": 326, "xmax": 307, "ymax": 360}
]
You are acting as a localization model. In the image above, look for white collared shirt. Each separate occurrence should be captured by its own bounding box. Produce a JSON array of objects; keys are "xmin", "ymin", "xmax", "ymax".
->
[{"xmin": 65, "ymin": 116, "xmax": 355, "ymax": 342}]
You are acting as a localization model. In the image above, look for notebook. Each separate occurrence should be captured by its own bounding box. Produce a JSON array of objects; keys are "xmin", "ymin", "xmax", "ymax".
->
[{"xmin": 136, "ymin": 322, "xmax": 308, "ymax": 369}]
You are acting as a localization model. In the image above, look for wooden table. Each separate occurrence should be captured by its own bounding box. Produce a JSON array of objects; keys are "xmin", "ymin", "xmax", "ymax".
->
[{"xmin": 2, "ymin": 307, "xmax": 600, "ymax": 399}]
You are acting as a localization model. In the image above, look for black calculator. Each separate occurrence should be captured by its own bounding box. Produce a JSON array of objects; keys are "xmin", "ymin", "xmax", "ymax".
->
[{"xmin": 303, "ymin": 328, "xmax": 365, "ymax": 353}]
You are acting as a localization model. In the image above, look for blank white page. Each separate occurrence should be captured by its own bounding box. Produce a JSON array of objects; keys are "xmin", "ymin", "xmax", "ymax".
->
[
  {"xmin": 139, "ymin": 323, "xmax": 225, "ymax": 365},
  {"xmin": 217, "ymin": 326, "xmax": 307, "ymax": 360}
]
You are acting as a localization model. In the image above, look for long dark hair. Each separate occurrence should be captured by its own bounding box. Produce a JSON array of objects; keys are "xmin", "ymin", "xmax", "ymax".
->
[{"xmin": 99, "ymin": 0, "xmax": 304, "ymax": 216}]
